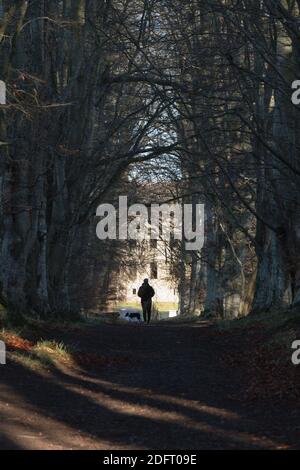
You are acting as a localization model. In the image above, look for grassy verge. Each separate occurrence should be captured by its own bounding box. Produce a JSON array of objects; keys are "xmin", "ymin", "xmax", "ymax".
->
[
  {"xmin": 216, "ymin": 308, "xmax": 300, "ymax": 402},
  {"xmin": 216, "ymin": 307, "xmax": 300, "ymax": 332},
  {"xmin": 0, "ymin": 325, "xmax": 130, "ymax": 372},
  {"xmin": 0, "ymin": 330, "xmax": 76, "ymax": 370}
]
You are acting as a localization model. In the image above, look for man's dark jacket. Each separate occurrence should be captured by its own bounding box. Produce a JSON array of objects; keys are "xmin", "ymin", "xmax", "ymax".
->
[{"xmin": 138, "ymin": 283, "xmax": 155, "ymax": 301}]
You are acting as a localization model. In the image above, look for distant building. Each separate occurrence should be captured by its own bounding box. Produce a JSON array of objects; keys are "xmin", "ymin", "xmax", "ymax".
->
[{"xmin": 124, "ymin": 238, "xmax": 179, "ymax": 307}]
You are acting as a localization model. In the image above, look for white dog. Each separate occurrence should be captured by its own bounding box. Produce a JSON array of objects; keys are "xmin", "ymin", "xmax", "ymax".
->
[{"xmin": 119, "ymin": 308, "xmax": 142, "ymax": 322}]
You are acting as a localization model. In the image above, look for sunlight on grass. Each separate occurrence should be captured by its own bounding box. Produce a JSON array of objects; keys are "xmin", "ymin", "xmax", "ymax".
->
[
  {"xmin": 32, "ymin": 340, "xmax": 74, "ymax": 366},
  {"xmin": 1, "ymin": 329, "xmax": 76, "ymax": 371},
  {"xmin": 10, "ymin": 350, "xmax": 54, "ymax": 369},
  {"xmin": 116, "ymin": 301, "xmax": 178, "ymax": 311}
]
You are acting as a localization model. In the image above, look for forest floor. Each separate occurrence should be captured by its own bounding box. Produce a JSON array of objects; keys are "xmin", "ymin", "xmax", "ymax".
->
[{"xmin": 0, "ymin": 313, "xmax": 300, "ymax": 450}]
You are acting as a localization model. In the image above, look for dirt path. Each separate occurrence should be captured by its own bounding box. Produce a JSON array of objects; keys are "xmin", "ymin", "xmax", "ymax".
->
[{"xmin": 0, "ymin": 321, "xmax": 298, "ymax": 450}]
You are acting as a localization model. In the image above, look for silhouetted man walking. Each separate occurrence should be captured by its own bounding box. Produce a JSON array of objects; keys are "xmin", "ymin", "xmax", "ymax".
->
[{"xmin": 138, "ymin": 279, "xmax": 155, "ymax": 324}]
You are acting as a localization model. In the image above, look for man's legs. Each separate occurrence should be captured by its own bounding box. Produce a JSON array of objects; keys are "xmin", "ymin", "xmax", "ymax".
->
[
  {"xmin": 141, "ymin": 300, "xmax": 147, "ymax": 322},
  {"xmin": 146, "ymin": 299, "xmax": 152, "ymax": 324}
]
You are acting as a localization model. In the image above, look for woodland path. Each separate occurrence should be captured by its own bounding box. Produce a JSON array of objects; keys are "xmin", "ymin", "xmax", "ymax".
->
[{"xmin": 0, "ymin": 320, "xmax": 298, "ymax": 450}]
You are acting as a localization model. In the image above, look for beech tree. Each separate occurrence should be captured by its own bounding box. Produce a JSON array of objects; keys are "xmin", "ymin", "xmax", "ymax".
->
[{"xmin": 1, "ymin": 0, "xmax": 300, "ymax": 320}]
